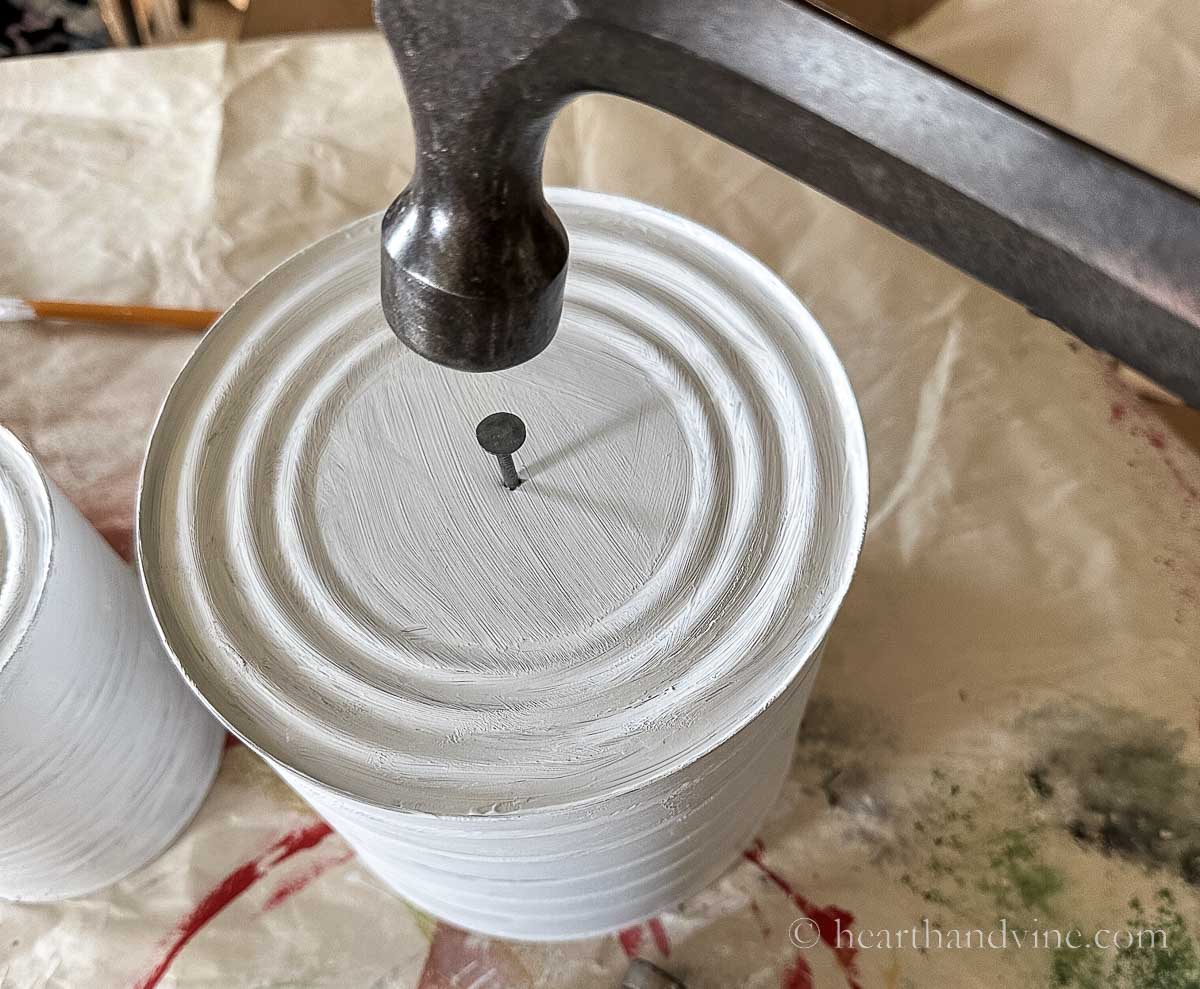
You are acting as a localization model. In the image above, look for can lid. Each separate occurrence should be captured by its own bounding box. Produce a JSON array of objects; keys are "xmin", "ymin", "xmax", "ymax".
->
[
  {"xmin": 138, "ymin": 189, "xmax": 868, "ymax": 815},
  {"xmin": 0, "ymin": 427, "xmax": 53, "ymax": 678}
]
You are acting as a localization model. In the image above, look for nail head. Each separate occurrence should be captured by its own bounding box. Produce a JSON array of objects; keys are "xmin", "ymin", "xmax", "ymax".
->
[{"xmin": 476, "ymin": 412, "xmax": 527, "ymax": 456}]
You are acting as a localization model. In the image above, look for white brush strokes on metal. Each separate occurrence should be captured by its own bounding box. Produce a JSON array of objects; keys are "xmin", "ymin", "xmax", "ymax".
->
[
  {"xmin": 138, "ymin": 189, "xmax": 868, "ymax": 938},
  {"xmin": 0, "ymin": 427, "xmax": 222, "ymax": 902}
]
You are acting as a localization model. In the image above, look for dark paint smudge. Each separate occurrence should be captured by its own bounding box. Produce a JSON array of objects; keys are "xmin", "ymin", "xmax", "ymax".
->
[
  {"xmin": 781, "ymin": 955, "xmax": 815, "ymax": 989},
  {"xmin": 618, "ymin": 926, "xmax": 643, "ymax": 958},
  {"xmin": 750, "ymin": 898, "xmax": 773, "ymax": 940},
  {"xmin": 262, "ymin": 850, "xmax": 354, "ymax": 912},
  {"xmin": 1110, "ymin": 402, "xmax": 1127, "ymax": 423},
  {"xmin": 745, "ymin": 840, "xmax": 862, "ymax": 989},
  {"xmin": 1027, "ymin": 704, "xmax": 1200, "ymax": 887},
  {"xmin": 134, "ymin": 820, "xmax": 333, "ymax": 989}
]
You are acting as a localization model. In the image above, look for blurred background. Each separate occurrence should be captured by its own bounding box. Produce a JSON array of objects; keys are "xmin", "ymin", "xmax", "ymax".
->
[{"xmin": 1, "ymin": 0, "xmax": 944, "ymax": 54}]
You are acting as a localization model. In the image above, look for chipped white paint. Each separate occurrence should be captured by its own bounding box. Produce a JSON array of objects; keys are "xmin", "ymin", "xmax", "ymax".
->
[
  {"xmin": 0, "ymin": 427, "xmax": 222, "ymax": 902},
  {"xmin": 138, "ymin": 189, "xmax": 868, "ymax": 938}
]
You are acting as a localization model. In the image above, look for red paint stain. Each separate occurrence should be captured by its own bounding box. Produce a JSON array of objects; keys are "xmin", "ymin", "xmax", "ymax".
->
[
  {"xmin": 134, "ymin": 820, "xmax": 333, "ymax": 989},
  {"xmin": 416, "ymin": 923, "xmax": 530, "ymax": 988},
  {"xmin": 98, "ymin": 523, "xmax": 133, "ymax": 562},
  {"xmin": 781, "ymin": 955, "xmax": 815, "ymax": 989},
  {"xmin": 1105, "ymin": 385, "xmax": 1200, "ymax": 504},
  {"xmin": 618, "ymin": 926, "xmax": 644, "ymax": 958},
  {"xmin": 222, "ymin": 733, "xmax": 242, "ymax": 750},
  {"xmin": 647, "ymin": 917, "xmax": 671, "ymax": 957},
  {"xmin": 745, "ymin": 840, "xmax": 862, "ymax": 989},
  {"xmin": 262, "ymin": 850, "xmax": 354, "ymax": 911}
]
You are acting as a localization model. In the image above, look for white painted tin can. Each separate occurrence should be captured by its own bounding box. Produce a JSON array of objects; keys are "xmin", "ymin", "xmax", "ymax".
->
[
  {"xmin": 0, "ymin": 427, "xmax": 223, "ymax": 901},
  {"xmin": 138, "ymin": 189, "xmax": 868, "ymax": 939}
]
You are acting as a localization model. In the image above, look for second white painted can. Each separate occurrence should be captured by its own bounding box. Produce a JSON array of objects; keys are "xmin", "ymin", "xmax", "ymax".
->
[
  {"xmin": 0, "ymin": 427, "xmax": 223, "ymax": 902},
  {"xmin": 138, "ymin": 190, "xmax": 868, "ymax": 939}
]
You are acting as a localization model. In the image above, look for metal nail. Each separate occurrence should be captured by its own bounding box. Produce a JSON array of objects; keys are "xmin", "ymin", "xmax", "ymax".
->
[{"xmin": 475, "ymin": 412, "xmax": 527, "ymax": 490}]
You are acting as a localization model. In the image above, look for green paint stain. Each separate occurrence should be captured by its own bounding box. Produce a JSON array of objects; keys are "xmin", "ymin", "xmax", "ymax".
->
[
  {"xmin": 1111, "ymin": 890, "xmax": 1200, "ymax": 989},
  {"xmin": 979, "ymin": 828, "xmax": 1064, "ymax": 914},
  {"xmin": 905, "ymin": 772, "xmax": 1064, "ymax": 917},
  {"xmin": 1049, "ymin": 889, "xmax": 1200, "ymax": 989},
  {"xmin": 1051, "ymin": 946, "xmax": 1106, "ymax": 989}
]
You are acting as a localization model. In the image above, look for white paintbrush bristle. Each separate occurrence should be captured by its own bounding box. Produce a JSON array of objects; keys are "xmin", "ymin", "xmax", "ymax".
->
[{"xmin": 0, "ymin": 297, "xmax": 36, "ymax": 322}]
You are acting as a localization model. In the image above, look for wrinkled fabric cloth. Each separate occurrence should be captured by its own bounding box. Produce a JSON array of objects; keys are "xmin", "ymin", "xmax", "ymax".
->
[{"xmin": 1, "ymin": 2, "xmax": 1198, "ymax": 986}]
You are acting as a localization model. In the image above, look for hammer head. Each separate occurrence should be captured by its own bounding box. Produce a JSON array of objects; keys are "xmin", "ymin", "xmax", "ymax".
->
[
  {"xmin": 380, "ymin": 185, "xmax": 568, "ymax": 373},
  {"xmin": 376, "ymin": 0, "xmax": 572, "ymax": 372}
]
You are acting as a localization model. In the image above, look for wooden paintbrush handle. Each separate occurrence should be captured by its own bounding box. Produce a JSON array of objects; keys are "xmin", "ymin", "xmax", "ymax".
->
[{"xmin": 28, "ymin": 300, "xmax": 220, "ymax": 331}]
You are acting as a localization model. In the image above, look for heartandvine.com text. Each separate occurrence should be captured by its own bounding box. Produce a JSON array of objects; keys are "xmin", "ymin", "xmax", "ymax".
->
[{"xmin": 788, "ymin": 916, "xmax": 1168, "ymax": 951}]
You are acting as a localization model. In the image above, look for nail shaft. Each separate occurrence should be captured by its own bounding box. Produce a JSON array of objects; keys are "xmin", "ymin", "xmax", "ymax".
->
[{"xmin": 496, "ymin": 452, "xmax": 521, "ymax": 490}]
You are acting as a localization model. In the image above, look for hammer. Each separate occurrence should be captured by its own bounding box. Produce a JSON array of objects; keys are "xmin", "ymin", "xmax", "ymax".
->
[{"xmin": 373, "ymin": 0, "xmax": 1200, "ymax": 406}]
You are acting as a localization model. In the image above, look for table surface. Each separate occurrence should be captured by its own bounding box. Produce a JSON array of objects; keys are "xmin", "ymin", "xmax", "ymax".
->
[{"xmin": 1, "ymin": 1, "xmax": 1198, "ymax": 986}]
